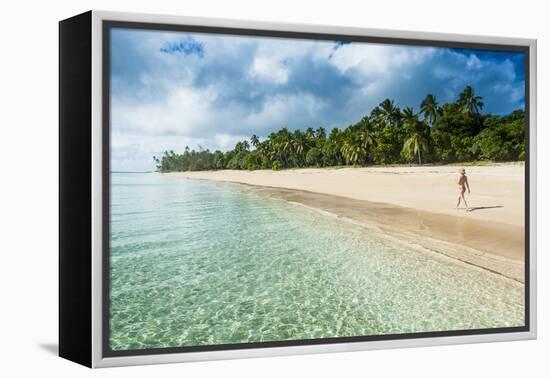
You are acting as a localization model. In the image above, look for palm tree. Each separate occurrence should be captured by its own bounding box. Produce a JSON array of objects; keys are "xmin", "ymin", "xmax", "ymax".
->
[
  {"xmin": 341, "ymin": 136, "xmax": 366, "ymax": 165},
  {"xmin": 355, "ymin": 116, "xmax": 376, "ymax": 153},
  {"xmin": 458, "ymin": 85, "xmax": 484, "ymax": 130},
  {"xmin": 401, "ymin": 108, "xmax": 428, "ymax": 164},
  {"xmin": 355, "ymin": 116, "xmax": 372, "ymax": 132},
  {"xmin": 402, "ymin": 132, "xmax": 429, "ymax": 164},
  {"xmin": 458, "ymin": 85, "xmax": 483, "ymax": 115},
  {"xmin": 250, "ymin": 134, "xmax": 260, "ymax": 148},
  {"xmin": 372, "ymin": 99, "xmax": 401, "ymax": 129},
  {"xmin": 420, "ymin": 94, "xmax": 439, "ymax": 126},
  {"xmin": 341, "ymin": 129, "xmax": 376, "ymax": 165},
  {"xmin": 292, "ymin": 130, "xmax": 308, "ymax": 165},
  {"xmin": 326, "ymin": 127, "xmax": 345, "ymax": 165},
  {"xmin": 234, "ymin": 141, "xmax": 249, "ymax": 153},
  {"xmin": 270, "ymin": 128, "xmax": 293, "ymax": 167},
  {"xmin": 357, "ymin": 129, "xmax": 376, "ymax": 151},
  {"xmin": 402, "ymin": 107, "xmax": 417, "ymax": 129},
  {"xmin": 153, "ymin": 156, "xmax": 161, "ymax": 171},
  {"xmin": 315, "ymin": 127, "xmax": 326, "ymax": 140}
]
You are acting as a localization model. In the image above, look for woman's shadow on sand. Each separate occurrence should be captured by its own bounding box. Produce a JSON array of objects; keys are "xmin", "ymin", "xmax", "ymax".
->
[{"xmin": 466, "ymin": 205, "xmax": 503, "ymax": 212}]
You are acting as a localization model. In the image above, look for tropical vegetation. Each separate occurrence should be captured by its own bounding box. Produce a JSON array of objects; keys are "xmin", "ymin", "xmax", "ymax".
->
[{"xmin": 154, "ymin": 86, "xmax": 526, "ymax": 172}]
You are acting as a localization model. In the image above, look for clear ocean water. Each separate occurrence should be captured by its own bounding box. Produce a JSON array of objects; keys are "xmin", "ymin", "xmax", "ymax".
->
[{"xmin": 109, "ymin": 173, "xmax": 524, "ymax": 350}]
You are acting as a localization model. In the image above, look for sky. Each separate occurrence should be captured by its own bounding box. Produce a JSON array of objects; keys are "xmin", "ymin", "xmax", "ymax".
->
[{"xmin": 110, "ymin": 28, "xmax": 525, "ymax": 172}]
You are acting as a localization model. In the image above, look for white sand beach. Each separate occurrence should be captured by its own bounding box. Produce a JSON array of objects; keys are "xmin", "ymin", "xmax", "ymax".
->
[
  {"xmin": 170, "ymin": 163, "xmax": 524, "ymax": 227},
  {"xmin": 167, "ymin": 163, "xmax": 526, "ymax": 281}
]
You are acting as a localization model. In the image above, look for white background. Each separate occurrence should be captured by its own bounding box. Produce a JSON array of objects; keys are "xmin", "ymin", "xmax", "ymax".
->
[{"xmin": 0, "ymin": 0, "xmax": 546, "ymax": 376}]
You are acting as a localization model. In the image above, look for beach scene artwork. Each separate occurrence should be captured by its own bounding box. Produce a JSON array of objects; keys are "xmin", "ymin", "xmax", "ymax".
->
[{"xmin": 109, "ymin": 28, "xmax": 526, "ymax": 351}]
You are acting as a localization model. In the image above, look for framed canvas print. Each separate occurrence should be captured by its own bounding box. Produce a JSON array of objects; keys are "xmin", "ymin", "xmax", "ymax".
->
[{"xmin": 59, "ymin": 10, "xmax": 537, "ymax": 368}]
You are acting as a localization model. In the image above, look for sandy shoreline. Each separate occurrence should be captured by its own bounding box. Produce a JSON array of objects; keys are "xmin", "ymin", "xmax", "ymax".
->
[{"xmin": 166, "ymin": 163, "xmax": 525, "ymax": 282}]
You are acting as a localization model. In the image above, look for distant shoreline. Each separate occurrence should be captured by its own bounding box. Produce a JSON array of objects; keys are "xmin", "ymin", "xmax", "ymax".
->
[{"xmin": 166, "ymin": 163, "xmax": 525, "ymax": 282}]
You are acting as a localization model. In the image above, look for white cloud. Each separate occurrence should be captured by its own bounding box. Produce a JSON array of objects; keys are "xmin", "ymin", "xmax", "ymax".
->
[
  {"xmin": 250, "ymin": 56, "xmax": 289, "ymax": 84},
  {"xmin": 244, "ymin": 92, "xmax": 327, "ymax": 128},
  {"xmin": 329, "ymin": 43, "xmax": 436, "ymax": 76},
  {"xmin": 466, "ymin": 54, "xmax": 483, "ymax": 69},
  {"xmin": 112, "ymin": 86, "xmax": 218, "ymax": 136}
]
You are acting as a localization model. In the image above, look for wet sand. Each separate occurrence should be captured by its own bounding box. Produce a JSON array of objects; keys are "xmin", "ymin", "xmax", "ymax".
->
[
  {"xmin": 240, "ymin": 185, "xmax": 524, "ymax": 282},
  {"xmin": 167, "ymin": 164, "xmax": 526, "ymax": 282}
]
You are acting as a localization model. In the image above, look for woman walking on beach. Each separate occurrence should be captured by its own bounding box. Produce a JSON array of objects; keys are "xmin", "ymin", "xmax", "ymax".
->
[{"xmin": 456, "ymin": 168, "xmax": 470, "ymax": 209}]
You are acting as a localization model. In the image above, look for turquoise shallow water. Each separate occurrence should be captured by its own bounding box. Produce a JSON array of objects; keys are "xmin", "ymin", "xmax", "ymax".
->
[{"xmin": 109, "ymin": 173, "xmax": 524, "ymax": 351}]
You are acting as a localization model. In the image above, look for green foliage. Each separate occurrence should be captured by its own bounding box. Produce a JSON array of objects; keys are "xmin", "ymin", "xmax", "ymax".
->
[
  {"xmin": 370, "ymin": 99, "xmax": 401, "ymax": 133},
  {"xmin": 420, "ymin": 94, "xmax": 439, "ymax": 126},
  {"xmin": 475, "ymin": 117, "xmax": 525, "ymax": 161},
  {"xmin": 155, "ymin": 86, "xmax": 526, "ymax": 172},
  {"xmin": 430, "ymin": 129, "xmax": 453, "ymax": 162},
  {"xmin": 272, "ymin": 160, "xmax": 282, "ymax": 171},
  {"xmin": 242, "ymin": 151, "xmax": 263, "ymax": 171},
  {"xmin": 402, "ymin": 133, "xmax": 429, "ymax": 164},
  {"xmin": 373, "ymin": 125, "xmax": 404, "ymax": 164},
  {"xmin": 306, "ymin": 148, "xmax": 323, "ymax": 167},
  {"xmin": 457, "ymin": 85, "xmax": 484, "ymax": 133},
  {"xmin": 434, "ymin": 103, "xmax": 477, "ymax": 136},
  {"xmin": 450, "ymin": 135, "xmax": 475, "ymax": 162}
]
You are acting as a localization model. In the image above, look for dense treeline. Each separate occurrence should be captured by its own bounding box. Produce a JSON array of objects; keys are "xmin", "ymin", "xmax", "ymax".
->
[{"xmin": 154, "ymin": 86, "xmax": 525, "ymax": 172}]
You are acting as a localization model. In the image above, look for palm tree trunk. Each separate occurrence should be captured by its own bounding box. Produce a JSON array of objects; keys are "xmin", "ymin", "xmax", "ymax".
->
[
  {"xmin": 475, "ymin": 112, "xmax": 483, "ymax": 132},
  {"xmin": 417, "ymin": 148, "xmax": 422, "ymax": 165}
]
